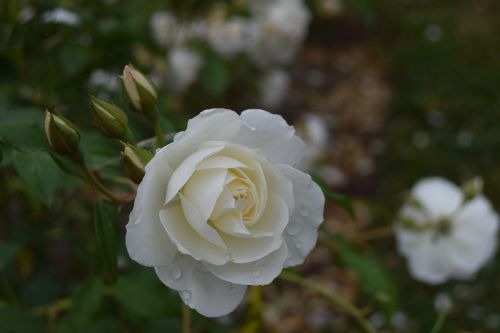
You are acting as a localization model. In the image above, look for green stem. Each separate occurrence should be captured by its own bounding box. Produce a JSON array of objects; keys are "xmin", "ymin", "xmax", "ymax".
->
[
  {"xmin": 430, "ymin": 309, "xmax": 447, "ymax": 333},
  {"xmin": 183, "ymin": 303, "xmax": 191, "ymax": 333},
  {"xmin": 280, "ymin": 271, "xmax": 378, "ymax": 333},
  {"xmin": 83, "ymin": 166, "xmax": 123, "ymax": 203}
]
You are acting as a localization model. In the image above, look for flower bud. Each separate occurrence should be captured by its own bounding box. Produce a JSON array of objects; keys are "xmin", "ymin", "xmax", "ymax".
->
[
  {"xmin": 121, "ymin": 64, "xmax": 158, "ymax": 117},
  {"xmin": 462, "ymin": 176, "xmax": 483, "ymax": 201},
  {"xmin": 121, "ymin": 143, "xmax": 153, "ymax": 184},
  {"xmin": 44, "ymin": 109, "xmax": 80, "ymax": 156},
  {"xmin": 90, "ymin": 96, "xmax": 129, "ymax": 140}
]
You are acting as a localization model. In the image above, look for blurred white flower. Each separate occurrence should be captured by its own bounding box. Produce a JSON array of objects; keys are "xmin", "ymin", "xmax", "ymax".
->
[
  {"xmin": 150, "ymin": 11, "xmax": 194, "ymax": 47},
  {"xmin": 259, "ymin": 69, "xmax": 290, "ymax": 108},
  {"xmin": 206, "ymin": 17, "xmax": 252, "ymax": 57},
  {"xmin": 434, "ymin": 293, "xmax": 453, "ymax": 312},
  {"xmin": 167, "ymin": 47, "xmax": 203, "ymax": 92},
  {"xmin": 298, "ymin": 114, "xmax": 329, "ymax": 169},
  {"xmin": 42, "ymin": 8, "xmax": 80, "ymax": 26},
  {"xmin": 250, "ymin": 0, "xmax": 311, "ymax": 67},
  {"xmin": 18, "ymin": 6, "xmax": 35, "ymax": 23},
  {"xmin": 396, "ymin": 177, "xmax": 499, "ymax": 284},
  {"xmin": 126, "ymin": 109, "xmax": 325, "ymax": 317},
  {"xmin": 88, "ymin": 70, "xmax": 119, "ymax": 92}
]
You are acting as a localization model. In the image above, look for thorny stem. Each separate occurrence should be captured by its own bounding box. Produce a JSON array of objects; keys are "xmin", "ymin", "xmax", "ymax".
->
[
  {"xmin": 183, "ymin": 303, "xmax": 191, "ymax": 333},
  {"xmin": 280, "ymin": 271, "xmax": 378, "ymax": 333},
  {"xmin": 83, "ymin": 166, "xmax": 125, "ymax": 204}
]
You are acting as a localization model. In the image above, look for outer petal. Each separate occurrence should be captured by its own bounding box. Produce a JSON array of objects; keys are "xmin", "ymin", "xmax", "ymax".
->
[
  {"xmin": 156, "ymin": 109, "xmax": 242, "ymax": 170},
  {"xmin": 405, "ymin": 235, "xmax": 453, "ymax": 284},
  {"xmin": 234, "ymin": 109, "xmax": 306, "ymax": 166},
  {"xmin": 278, "ymin": 165, "xmax": 325, "ymax": 267},
  {"xmin": 411, "ymin": 177, "xmax": 463, "ymax": 220},
  {"xmin": 454, "ymin": 195, "xmax": 499, "ymax": 237},
  {"xmin": 126, "ymin": 159, "xmax": 177, "ymax": 267},
  {"xmin": 204, "ymin": 243, "xmax": 288, "ymax": 285},
  {"xmin": 155, "ymin": 255, "xmax": 247, "ymax": 317}
]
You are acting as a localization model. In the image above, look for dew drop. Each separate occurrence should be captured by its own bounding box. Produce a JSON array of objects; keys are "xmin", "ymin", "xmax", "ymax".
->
[
  {"xmin": 252, "ymin": 269, "xmax": 261, "ymax": 278},
  {"xmin": 286, "ymin": 223, "xmax": 302, "ymax": 236},
  {"xmin": 169, "ymin": 264, "xmax": 182, "ymax": 280},
  {"xmin": 300, "ymin": 207, "xmax": 309, "ymax": 217},
  {"xmin": 295, "ymin": 242, "xmax": 303, "ymax": 249},
  {"xmin": 228, "ymin": 284, "xmax": 237, "ymax": 294},
  {"xmin": 249, "ymin": 126, "xmax": 256, "ymax": 131},
  {"xmin": 181, "ymin": 290, "xmax": 192, "ymax": 301}
]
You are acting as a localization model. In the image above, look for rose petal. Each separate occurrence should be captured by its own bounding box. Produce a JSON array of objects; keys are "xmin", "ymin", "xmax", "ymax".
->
[
  {"xmin": 234, "ymin": 109, "xmax": 306, "ymax": 166},
  {"xmin": 179, "ymin": 194, "xmax": 227, "ymax": 249},
  {"xmin": 204, "ymin": 243, "xmax": 288, "ymax": 285},
  {"xmin": 278, "ymin": 165, "xmax": 325, "ymax": 267},
  {"xmin": 160, "ymin": 202, "xmax": 227, "ymax": 265},
  {"xmin": 126, "ymin": 159, "xmax": 177, "ymax": 267},
  {"xmin": 165, "ymin": 144, "xmax": 225, "ymax": 204},
  {"xmin": 182, "ymin": 168, "xmax": 228, "ymax": 221},
  {"xmin": 411, "ymin": 177, "xmax": 463, "ymax": 220},
  {"xmin": 156, "ymin": 109, "xmax": 241, "ymax": 173},
  {"xmin": 454, "ymin": 195, "xmax": 499, "ymax": 236},
  {"xmin": 406, "ymin": 235, "xmax": 453, "ymax": 284},
  {"xmin": 196, "ymin": 155, "xmax": 251, "ymax": 170},
  {"xmin": 155, "ymin": 255, "xmax": 247, "ymax": 317}
]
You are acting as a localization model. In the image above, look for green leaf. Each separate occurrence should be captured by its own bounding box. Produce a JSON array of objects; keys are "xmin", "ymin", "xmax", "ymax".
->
[
  {"xmin": 94, "ymin": 199, "xmax": 118, "ymax": 283},
  {"xmin": 11, "ymin": 150, "xmax": 65, "ymax": 205},
  {"xmin": 112, "ymin": 271, "xmax": 180, "ymax": 318},
  {"xmin": 338, "ymin": 241, "xmax": 398, "ymax": 314},
  {"xmin": 0, "ymin": 109, "xmax": 47, "ymax": 152},
  {"xmin": 56, "ymin": 279, "xmax": 104, "ymax": 333},
  {"xmin": 311, "ymin": 173, "xmax": 356, "ymax": 221},
  {"xmin": 199, "ymin": 52, "xmax": 229, "ymax": 96},
  {"xmin": 48, "ymin": 150, "xmax": 86, "ymax": 179}
]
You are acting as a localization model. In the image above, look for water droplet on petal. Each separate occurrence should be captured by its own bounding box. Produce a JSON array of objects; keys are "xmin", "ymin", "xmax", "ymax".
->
[
  {"xmin": 181, "ymin": 290, "xmax": 192, "ymax": 301},
  {"xmin": 300, "ymin": 207, "xmax": 309, "ymax": 217},
  {"xmin": 228, "ymin": 284, "xmax": 237, "ymax": 294},
  {"xmin": 295, "ymin": 242, "xmax": 303, "ymax": 249},
  {"xmin": 286, "ymin": 223, "xmax": 302, "ymax": 236},
  {"xmin": 169, "ymin": 264, "xmax": 182, "ymax": 280},
  {"xmin": 252, "ymin": 269, "xmax": 261, "ymax": 278}
]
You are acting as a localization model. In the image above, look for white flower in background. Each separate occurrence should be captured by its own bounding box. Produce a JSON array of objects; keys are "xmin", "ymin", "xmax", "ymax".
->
[
  {"xmin": 88, "ymin": 70, "xmax": 120, "ymax": 92},
  {"xmin": 396, "ymin": 177, "xmax": 499, "ymax": 284},
  {"xmin": 42, "ymin": 8, "xmax": 80, "ymax": 26},
  {"xmin": 299, "ymin": 114, "xmax": 329, "ymax": 169},
  {"xmin": 206, "ymin": 17, "xmax": 252, "ymax": 57},
  {"xmin": 249, "ymin": 0, "xmax": 311, "ymax": 67},
  {"xmin": 126, "ymin": 109, "xmax": 325, "ymax": 317},
  {"xmin": 150, "ymin": 12, "xmax": 178, "ymax": 46},
  {"xmin": 259, "ymin": 69, "xmax": 290, "ymax": 108},
  {"xmin": 167, "ymin": 47, "xmax": 203, "ymax": 92},
  {"xmin": 150, "ymin": 11, "xmax": 193, "ymax": 47}
]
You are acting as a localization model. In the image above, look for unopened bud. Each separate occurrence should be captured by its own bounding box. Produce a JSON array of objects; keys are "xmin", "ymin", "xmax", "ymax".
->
[
  {"xmin": 121, "ymin": 143, "xmax": 153, "ymax": 184},
  {"xmin": 462, "ymin": 176, "xmax": 483, "ymax": 201},
  {"xmin": 121, "ymin": 64, "xmax": 157, "ymax": 117},
  {"xmin": 44, "ymin": 109, "xmax": 80, "ymax": 157},
  {"xmin": 90, "ymin": 96, "xmax": 129, "ymax": 140}
]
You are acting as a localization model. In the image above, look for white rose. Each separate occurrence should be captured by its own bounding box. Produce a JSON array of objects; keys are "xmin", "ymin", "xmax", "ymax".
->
[
  {"xmin": 126, "ymin": 109, "xmax": 325, "ymax": 317},
  {"xmin": 396, "ymin": 177, "xmax": 499, "ymax": 284}
]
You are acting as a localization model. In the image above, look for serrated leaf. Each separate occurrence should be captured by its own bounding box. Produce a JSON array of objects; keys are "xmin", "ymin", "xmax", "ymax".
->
[
  {"xmin": 11, "ymin": 150, "xmax": 64, "ymax": 205},
  {"xmin": 94, "ymin": 199, "xmax": 118, "ymax": 283},
  {"xmin": 311, "ymin": 173, "xmax": 356, "ymax": 221},
  {"xmin": 0, "ymin": 109, "xmax": 47, "ymax": 152}
]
